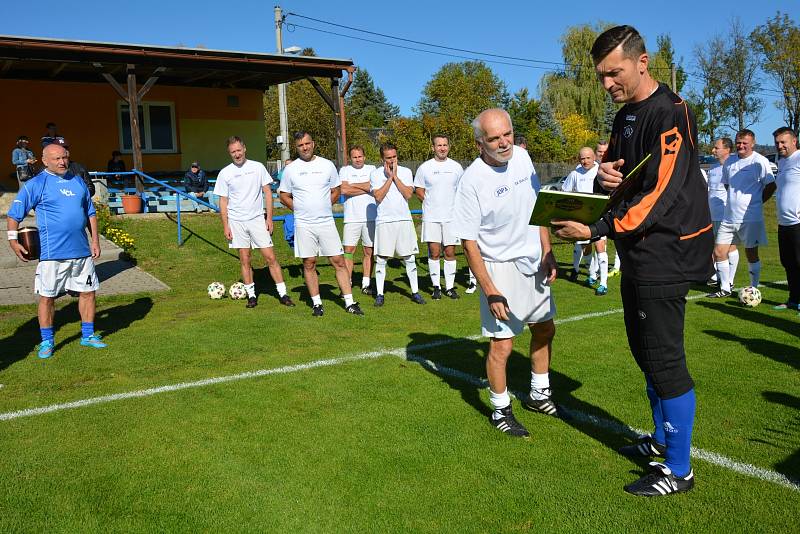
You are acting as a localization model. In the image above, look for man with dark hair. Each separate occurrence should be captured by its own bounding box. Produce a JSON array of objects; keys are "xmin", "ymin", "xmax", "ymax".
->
[
  {"xmin": 41, "ymin": 122, "xmax": 65, "ymax": 148},
  {"xmin": 184, "ymin": 161, "xmax": 209, "ymax": 211},
  {"xmin": 706, "ymin": 137, "xmax": 740, "ymax": 289},
  {"xmin": 414, "ymin": 134, "xmax": 464, "ymax": 300},
  {"xmin": 279, "ymin": 132, "xmax": 364, "ymax": 316},
  {"xmin": 553, "ymin": 25, "xmax": 713, "ymax": 496},
  {"xmin": 340, "ymin": 145, "xmax": 377, "ymax": 294},
  {"xmin": 370, "ymin": 143, "xmax": 425, "ymax": 306},
  {"xmin": 514, "ymin": 135, "xmax": 527, "ymax": 150},
  {"xmin": 773, "ymin": 127, "xmax": 800, "ymax": 312}
]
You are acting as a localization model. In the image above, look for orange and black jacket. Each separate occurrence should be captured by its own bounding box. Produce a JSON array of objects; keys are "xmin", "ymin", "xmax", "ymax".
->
[{"xmin": 590, "ymin": 83, "xmax": 713, "ymax": 283}]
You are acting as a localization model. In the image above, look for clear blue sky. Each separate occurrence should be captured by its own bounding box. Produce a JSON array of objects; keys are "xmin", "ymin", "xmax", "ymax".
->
[{"xmin": 3, "ymin": 0, "xmax": 795, "ymax": 147}]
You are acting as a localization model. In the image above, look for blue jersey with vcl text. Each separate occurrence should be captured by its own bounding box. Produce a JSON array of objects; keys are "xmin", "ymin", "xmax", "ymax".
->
[{"xmin": 7, "ymin": 170, "xmax": 96, "ymax": 261}]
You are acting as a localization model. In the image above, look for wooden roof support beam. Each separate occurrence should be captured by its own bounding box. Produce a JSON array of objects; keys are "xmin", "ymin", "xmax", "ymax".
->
[
  {"xmin": 137, "ymin": 66, "xmax": 165, "ymax": 100},
  {"xmin": 49, "ymin": 62, "xmax": 67, "ymax": 77},
  {"xmin": 0, "ymin": 60, "xmax": 13, "ymax": 75},
  {"xmin": 306, "ymin": 77, "xmax": 334, "ymax": 110},
  {"xmin": 94, "ymin": 62, "xmax": 128, "ymax": 100}
]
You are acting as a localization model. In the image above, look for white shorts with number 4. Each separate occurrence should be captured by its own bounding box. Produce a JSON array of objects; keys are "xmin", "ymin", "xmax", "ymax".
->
[{"xmin": 35, "ymin": 257, "xmax": 100, "ymax": 297}]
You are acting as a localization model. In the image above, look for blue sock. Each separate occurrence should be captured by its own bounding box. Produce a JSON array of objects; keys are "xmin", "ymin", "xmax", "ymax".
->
[
  {"xmin": 661, "ymin": 388, "xmax": 696, "ymax": 477},
  {"xmin": 646, "ymin": 378, "xmax": 666, "ymax": 446},
  {"xmin": 81, "ymin": 322, "xmax": 94, "ymax": 339},
  {"xmin": 40, "ymin": 327, "xmax": 54, "ymax": 343}
]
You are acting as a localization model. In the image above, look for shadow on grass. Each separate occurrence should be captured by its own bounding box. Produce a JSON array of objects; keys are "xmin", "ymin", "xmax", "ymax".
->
[
  {"xmin": 704, "ymin": 330, "xmax": 800, "ymax": 370},
  {"xmin": 95, "ymin": 259, "xmax": 136, "ymax": 282},
  {"xmin": 0, "ymin": 297, "xmax": 153, "ymax": 369},
  {"xmin": 165, "ymin": 213, "xmax": 239, "ymax": 260},
  {"xmin": 762, "ymin": 391, "xmax": 800, "ymax": 482},
  {"xmin": 696, "ymin": 300, "xmax": 799, "ymax": 339}
]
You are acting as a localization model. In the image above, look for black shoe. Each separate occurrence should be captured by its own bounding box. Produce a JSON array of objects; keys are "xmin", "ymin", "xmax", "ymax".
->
[
  {"xmin": 278, "ymin": 295, "xmax": 296, "ymax": 307},
  {"xmin": 361, "ymin": 285, "xmax": 375, "ymax": 296},
  {"xmin": 618, "ymin": 435, "xmax": 666, "ymax": 457},
  {"xmin": 490, "ymin": 404, "xmax": 529, "ymax": 438},
  {"xmin": 346, "ymin": 302, "xmax": 364, "ymax": 315},
  {"xmin": 624, "ymin": 462, "xmax": 695, "ymax": 497},
  {"xmin": 311, "ymin": 304, "xmax": 324, "ymax": 317},
  {"xmin": 706, "ymin": 290, "xmax": 731, "ymax": 298},
  {"xmin": 374, "ymin": 294, "xmax": 385, "ymax": 307},
  {"xmin": 431, "ymin": 286, "xmax": 442, "ymax": 300},
  {"xmin": 521, "ymin": 389, "xmax": 559, "ymax": 416},
  {"xmin": 569, "ymin": 270, "xmax": 579, "ymax": 282},
  {"xmin": 411, "ymin": 292, "xmax": 426, "ymax": 305},
  {"xmin": 443, "ymin": 288, "xmax": 459, "ymax": 299},
  {"xmin": 246, "ymin": 296, "xmax": 257, "ymax": 308}
]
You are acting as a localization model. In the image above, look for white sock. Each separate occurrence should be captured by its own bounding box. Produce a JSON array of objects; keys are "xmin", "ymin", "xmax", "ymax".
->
[
  {"xmin": 343, "ymin": 293, "xmax": 354, "ymax": 307},
  {"xmin": 489, "ymin": 388, "xmax": 511, "ymax": 418},
  {"xmin": 530, "ymin": 373, "xmax": 551, "ymax": 399},
  {"xmin": 275, "ymin": 282, "xmax": 287, "ymax": 297},
  {"xmin": 443, "ymin": 260, "xmax": 457, "ymax": 290},
  {"xmin": 572, "ymin": 244, "xmax": 583, "ymax": 272},
  {"xmin": 428, "ymin": 258, "xmax": 441, "ymax": 288},
  {"xmin": 598, "ymin": 251, "xmax": 608, "ymax": 286},
  {"xmin": 375, "ymin": 257, "xmax": 387, "ymax": 295},
  {"xmin": 362, "ymin": 276, "xmax": 370, "ymax": 289},
  {"xmin": 404, "ymin": 255, "xmax": 419, "ymax": 294},
  {"xmin": 728, "ymin": 249, "xmax": 740, "ymax": 288},
  {"xmin": 311, "ymin": 294, "xmax": 322, "ymax": 306},
  {"xmin": 613, "ymin": 252, "xmax": 621, "ymax": 270},
  {"xmin": 589, "ymin": 253, "xmax": 599, "ymax": 280},
  {"xmin": 468, "ymin": 269, "xmax": 476, "ymax": 285},
  {"xmin": 748, "ymin": 260, "xmax": 761, "ymax": 287},
  {"xmin": 715, "ymin": 260, "xmax": 730, "ymax": 292},
  {"xmin": 245, "ymin": 283, "xmax": 256, "ymax": 298}
]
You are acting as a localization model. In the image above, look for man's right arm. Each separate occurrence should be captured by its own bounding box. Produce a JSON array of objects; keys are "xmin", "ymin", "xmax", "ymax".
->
[
  {"xmin": 279, "ymin": 191, "xmax": 294, "ymax": 211},
  {"xmin": 218, "ymin": 196, "xmax": 232, "ymax": 240}
]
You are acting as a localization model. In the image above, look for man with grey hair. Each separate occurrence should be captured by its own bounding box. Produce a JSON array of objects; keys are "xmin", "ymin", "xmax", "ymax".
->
[{"xmin": 453, "ymin": 108, "xmax": 558, "ymax": 438}]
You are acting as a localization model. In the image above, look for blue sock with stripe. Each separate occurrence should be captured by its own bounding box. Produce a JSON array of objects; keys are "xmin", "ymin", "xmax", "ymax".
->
[
  {"xmin": 81, "ymin": 322, "xmax": 94, "ymax": 339},
  {"xmin": 661, "ymin": 388, "xmax": 696, "ymax": 477},
  {"xmin": 40, "ymin": 327, "xmax": 54, "ymax": 343},
  {"xmin": 646, "ymin": 378, "xmax": 666, "ymax": 446}
]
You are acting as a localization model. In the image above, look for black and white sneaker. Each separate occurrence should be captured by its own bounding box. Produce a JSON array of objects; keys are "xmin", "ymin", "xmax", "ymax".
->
[
  {"xmin": 465, "ymin": 282, "xmax": 477, "ymax": 294},
  {"xmin": 706, "ymin": 289, "xmax": 731, "ymax": 298},
  {"xmin": 624, "ymin": 462, "xmax": 695, "ymax": 497},
  {"xmin": 361, "ymin": 286, "xmax": 375, "ymax": 296},
  {"xmin": 521, "ymin": 389, "xmax": 559, "ymax": 416},
  {"xmin": 346, "ymin": 302, "xmax": 364, "ymax": 316},
  {"xmin": 618, "ymin": 435, "xmax": 666, "ymax": 457},
  {"xmin": 246, "ymin": 296, "xmax": 258, "ymax": 308},
  {"xmin": 431, "ymin": 286, "xmax": 442, "ymax": 300},
  {"xmin": 311, "ymin": 304, "xmax": 324, "ymax": 317},
  {"xmin": 490, "ymin": 404, "xmax": 530, "ymax": 438},
  {"xmin": 443, "ymin": 288, "xmax": 459, "ymax": 299}
]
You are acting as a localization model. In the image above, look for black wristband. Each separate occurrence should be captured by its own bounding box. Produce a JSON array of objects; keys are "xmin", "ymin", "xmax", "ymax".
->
[
  {"xmin": 588, "ymin": 223, "xmax": 598, "ymax": 239},
  {"xmin": 486, "ymin": 294, "xmax": 508, "ymax": 306}
]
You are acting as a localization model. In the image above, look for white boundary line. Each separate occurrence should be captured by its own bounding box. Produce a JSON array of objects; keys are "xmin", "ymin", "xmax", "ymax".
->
[{"xmin": 1, "ymin": 284, "xmax": 797, "ymax": 493}]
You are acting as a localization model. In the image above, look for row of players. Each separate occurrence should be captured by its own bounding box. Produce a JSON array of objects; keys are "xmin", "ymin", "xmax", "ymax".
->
[{"xmin": 213, "ymin": 132, "xmax": 478, "ymax": 316}]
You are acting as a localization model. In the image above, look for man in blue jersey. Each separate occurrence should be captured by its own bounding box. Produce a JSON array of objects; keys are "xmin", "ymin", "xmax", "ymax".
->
[{"xmin": 7, "ymin": 143, "xmax": 106, "ymax": 359}]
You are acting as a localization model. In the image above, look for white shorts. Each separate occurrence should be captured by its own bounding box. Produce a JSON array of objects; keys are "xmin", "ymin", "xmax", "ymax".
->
[
  {"xmin": 342, "ymin": 221, "xmax": 376, "ymax": 248},
  {"xmin": 712, "ymin": 220, "xmax": 722, "ymax": 236},
  {"xmin": 479, "ymin": 261, "xmax": 555, "ymax": 339},
  {"xmin": 715, "ymin": 220, "xmax": 768, "ymax": 248},
  {"xmin": 421, "ymin": 221, "xmax": 460, "ymax": 246},
  {"xmin": 294, "ymin": 221, "xmax": 344, "ymax": 258},
  {"xmin": 374, "ymin": 220, "xmax": 419, "ymax": 257},
  {"xmin": 35, "ymin": 257, "xmax": 100, "ymax": 297},
  {"xmin": 228, "ymin": 216, "xmax": 273, "ymax": 249}
]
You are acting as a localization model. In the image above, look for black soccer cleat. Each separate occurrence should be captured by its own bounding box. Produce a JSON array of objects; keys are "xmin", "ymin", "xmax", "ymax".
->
[
  {"xmin": 706, "ymin": 290, "xmax": 731, "ymax": 298},
  {"xmin": 411, "ymin": 292, "xmax": 427, "ymax": 305},
  {"xmin": 361, "ymin": 285, "xmax": 375, "ymax": 296},
  {"xmin": 490, "ymin": 404, "xmax": 530, "ymax": 438},
  {"xmin": 569, "ymin": 269, "xmax": 579, "ymax": 282},
  {"xmin": 521, "ymin": 389, "xmax": 559, "ymax": 416},
  {"xmin": 618, "ymin": 435, "xmax": 666, "ymax": 457},
  {"xmin": 246, "ymin": 296, "xmax": 258, "ymax": 308},
  {"xmin": 374, "ymin": 294, "xmax": 385, "ymax": 307},
  {"xmin": 431, "ymin": 286, "xmax": 442, "ymax": 300},
  {"xmin": 346, "ymin": 302, "xmax": 365, "ymax": 316},
  {"xmin": 278, "ymin": 295, "xmax": 296, "ymax": 307},
  {"xmin": 624, "ymin": 462, "xmax": 695, "ymax": 497},
  {"xmin": 444, "ymin": 288, "xmax": 459, "ymax": 300},
  {"xmin": 311, "ymin": 304, "xmax": 324, "ymax": 317}
]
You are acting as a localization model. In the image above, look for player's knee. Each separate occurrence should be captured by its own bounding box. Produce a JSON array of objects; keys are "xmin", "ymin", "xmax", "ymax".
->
[
  {"xmin": 488, "ymin": 338, "xmax": 513, "ymax": 362},
  {"xmin": 532, "ymin": 320, "xmax": 555, "ymax": 342},
  {"xmin": 303, "ymin": 259, "xmax": 317, "ymax": 271}
]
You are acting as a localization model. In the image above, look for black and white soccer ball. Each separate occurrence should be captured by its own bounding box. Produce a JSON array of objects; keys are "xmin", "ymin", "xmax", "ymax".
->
[{"xmin": 738, "ymin": 286, "xmax": 762, "ymax": 307}]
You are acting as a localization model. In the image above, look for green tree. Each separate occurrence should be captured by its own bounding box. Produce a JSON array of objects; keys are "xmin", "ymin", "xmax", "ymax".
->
[
  {"xmin": 507, "ymin": 88, "xmax": 540, "ymax": 138},
  {"xmin": 416, "ymin": 61, "xmax": 508, "ymax": 119},
  {"xmin": 751, "ymin": 12, "xmax": 800, "ymax": 134},
  {"xmin": 345, "ymin": 68, "xmax": 399, "ymax": 129},
  {"xmin": 649, "ymin": 34, "xmax": 687, "ymax": 93},
  {"xmin": 692, "ymin": 35, "xmax": 727, "ymax": 143},
  {"xmin": 719, "ymin": 20, "xmax": 763, "ymax": 131}
]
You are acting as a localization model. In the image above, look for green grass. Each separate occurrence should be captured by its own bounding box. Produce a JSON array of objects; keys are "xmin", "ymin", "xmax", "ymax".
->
[{"xmin": 0, "ymin": 206, "xmax": 798, "ymax": 532}]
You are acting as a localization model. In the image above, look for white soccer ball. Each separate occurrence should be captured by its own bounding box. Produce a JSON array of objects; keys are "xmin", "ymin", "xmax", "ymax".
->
[
  {"xmin": 229, "ymin": 282, "xmax": 247, "ymax": 300},
  {"xmin": 738, "ymin": 286, "xmax": 762, "ymax": 307},
  {"xmin": 207, "ymin": 281, "xmax": 226, "ymax": 300}
]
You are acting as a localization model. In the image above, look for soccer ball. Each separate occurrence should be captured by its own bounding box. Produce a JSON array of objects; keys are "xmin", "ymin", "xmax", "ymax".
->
[
  {"xmin": 229, "ymin": 282, "xmax": 247, "ymax": 300},
  {"xmin": 207, "ymin": 282, "xmax": 225, "ymax": 299},
  {"xmin": 738, "ymin": 286, "xmax": 762, "ymax": 307}
]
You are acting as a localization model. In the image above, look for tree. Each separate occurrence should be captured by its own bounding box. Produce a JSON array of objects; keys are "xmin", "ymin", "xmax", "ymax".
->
[
  {"xmin": 692, "ymin": 35, "xmax": 727, "ymax": 143},
  {"xmin": 719, "ymin": 20, "xmax": 763, "ymax": 132},
  {"xmin": 416, "ymin": 61, "xmax": 508, "ymax": 119},
  {"xmin": 558, "ymin": 113, "xmax": 598, "ymax": 158},
  {"xmin": 602, "ymin": 94, "xmax": 617, "ymax": 138},
  {"xmin": 649, "ymin": 34, "xmax": 687, "ymax": 93},
  {"xmin": 751, "ymin": 12, "xmax": 800, "ymax": 134},
  {"xmin": 507, "ymin": 88, "xmax": 540, "ymax": 138},
  {"xmin": 345, "ymin": 68, "xmax": 399, "ymax": 129}
]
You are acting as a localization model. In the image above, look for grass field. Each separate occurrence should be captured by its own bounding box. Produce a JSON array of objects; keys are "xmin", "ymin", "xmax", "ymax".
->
[{"xmin": 0, "ymin": 206, "xmax": 798, "ymax": 532}]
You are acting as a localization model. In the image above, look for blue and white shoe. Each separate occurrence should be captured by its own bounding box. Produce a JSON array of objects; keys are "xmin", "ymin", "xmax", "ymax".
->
[
  {"xmin": 586, "ymin": 277, "xmax": 598, "ymax": 287},
  {"xmin": 595, "ymin": 285, "xmax": 608, "ymax": 296},
  {"xmin": 80, "ymin": 334, "xmax": 107, "ymax": 349},
  {"xmin": 37, "ymin": 339, "xmax": 55, "ymax": 359}
]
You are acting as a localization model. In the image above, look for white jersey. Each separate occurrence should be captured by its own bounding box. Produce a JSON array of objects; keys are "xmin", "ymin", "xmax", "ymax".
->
[
  {"xmin": 707, "ymin": 158, "xmax": 734, "ymax": 222},
  {"xmin": 278, "ymin": 156, "xmax": 340, "ymax": 226},
  {"xmin": 213, "ymin": 159, "xmax": 272, "ymax": 222},
  {"xmin": 453, "ymin": 145, "xmax": 542, "ymax": 274},
  {"xmin": 776, "ymin": 150, "xmax": 800, "ymax": 226},
  {"xmin": 340, "ymin": 164, "xmax": 377, "ymax": 223},
  {"xmin": 562, "ymin": 163, "xmax": 598, "ymax": 193},
  {"xmin": 413, "ymin": 158, "xmax": 464, "ymax": 222},
  {"xmin": 370, "ymin": 165, "xmax": 414, "ymax": 223},
  {"xmin": 722, "ymin": 152, "xmax": 775, "ymax": 223}
]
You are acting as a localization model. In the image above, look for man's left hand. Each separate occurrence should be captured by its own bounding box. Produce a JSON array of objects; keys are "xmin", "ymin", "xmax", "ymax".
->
[
  {"xmin": 91, "ymin": 241, "xmax": 101, "ymax": 259},
  {"xmin": 541, "ymin": 250, "xmax": 557, "ymax": 284},
  {"xmin": 551, "ymin": 220, "xmax": 591, "ymax": 241},
  {"xmin": 265, "ymin": 218, "xmax": 274, "ymax": 234}
]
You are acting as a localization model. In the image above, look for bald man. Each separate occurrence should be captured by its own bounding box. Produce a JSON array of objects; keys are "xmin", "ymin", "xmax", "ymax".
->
[{"xmin": 7, "ymin": 144, "xmax": 106, "ymax": 359}]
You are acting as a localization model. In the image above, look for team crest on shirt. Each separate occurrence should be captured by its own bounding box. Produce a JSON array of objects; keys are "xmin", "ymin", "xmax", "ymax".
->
[
  {"xmin": 494, "ymin": 185, "xmax": 510, "ymax": 197},
  {"xmin": 623, "ymin": 125, "xmax": 634, "ymax": 139},
  {"xmin": 626, "ymin": 115, "xmax": 636, "ymax": 121}
]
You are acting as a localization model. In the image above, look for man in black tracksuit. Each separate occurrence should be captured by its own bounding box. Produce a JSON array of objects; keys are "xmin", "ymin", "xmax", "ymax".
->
[{"xmin": 553, "ymin": 25, "xmax": 713, "ymax": 497}]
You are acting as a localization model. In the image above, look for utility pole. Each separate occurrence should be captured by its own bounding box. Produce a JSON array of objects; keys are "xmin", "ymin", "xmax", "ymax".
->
[
  {"xmin": 670, "ymin": 63, "xmax": 677, "ymax": 94},
  {"xmin": 275, "ymin": 5, "xmax": 290, "ymax": 165}
]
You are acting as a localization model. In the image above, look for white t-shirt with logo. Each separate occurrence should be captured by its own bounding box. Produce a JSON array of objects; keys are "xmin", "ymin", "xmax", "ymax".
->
[
  {"xmin": 722, "ymin": 152, "xmax": 775, "ymax": 223},
  {"xmin": 776, "ymin": 150, "xmax": 800, "ymax": 226},
  {"xmin": 562, "ymin": 163, "xmax": 598, "ymax": 194},
  {"xmin": 413, "ymin": 158, "xmax": 464, "ymax": 222},
  {"xmin": 340, "ymin": 164, "xmax": 377, "ymax": 223},
  {"xmin": 453, "ymin": 146, "xmax": 542, "ymax": 274},
  {"xmin": 706, "ymin": 158, "xmax": 735, "ymax": 222},
  {"xmin": 370, "ymin": 165, "xmax": 414, "ymax": 223},
  {"xmin": 213, "ymin": 159, "xmax": 272, "ymax": 222},
  {"xmin": 278, "ymin": 156, "xmax": 341, "ymax": 226}
]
